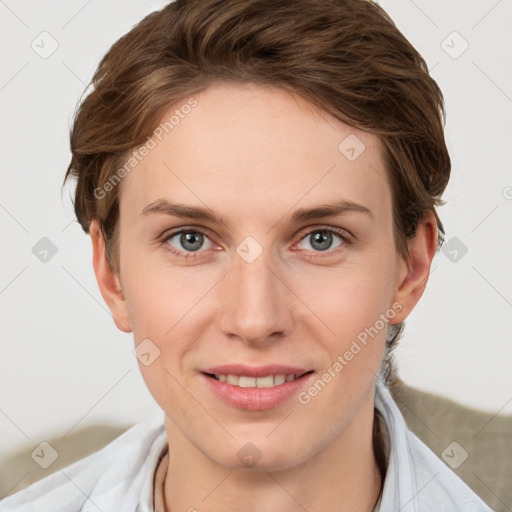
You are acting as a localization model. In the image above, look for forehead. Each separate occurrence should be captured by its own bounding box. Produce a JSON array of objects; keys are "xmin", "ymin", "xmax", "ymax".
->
[{"xmin": 119, "ymin": 81, "xmax": 391, "ymax": 226}]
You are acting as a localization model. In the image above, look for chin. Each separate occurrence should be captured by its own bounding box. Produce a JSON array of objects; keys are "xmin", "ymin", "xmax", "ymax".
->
[{"xmin": 207, "ymin": 436, "xmax": 310, "ymax": 472}]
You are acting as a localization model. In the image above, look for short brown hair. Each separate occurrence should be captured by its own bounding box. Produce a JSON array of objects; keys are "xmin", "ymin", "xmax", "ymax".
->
[{"xmin": 62, "ymin": 0, "xmax": 451, "ymax": 385}]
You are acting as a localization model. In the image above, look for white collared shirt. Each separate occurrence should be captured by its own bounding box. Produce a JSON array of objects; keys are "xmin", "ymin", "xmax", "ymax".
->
[{"xmin": 0, "ymin": 379, "xmax": 495, "ymax": 511}]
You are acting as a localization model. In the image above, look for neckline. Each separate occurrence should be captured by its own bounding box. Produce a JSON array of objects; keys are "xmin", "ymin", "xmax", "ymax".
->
[{"xmin": 152, "ymin": 444, "xmax": 169, "ymax": 512}]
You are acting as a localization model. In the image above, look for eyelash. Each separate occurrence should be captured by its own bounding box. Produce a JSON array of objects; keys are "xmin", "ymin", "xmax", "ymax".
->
[{"xmin": 160, "ymin": 226, "xmax": 352, "ymax": 260}]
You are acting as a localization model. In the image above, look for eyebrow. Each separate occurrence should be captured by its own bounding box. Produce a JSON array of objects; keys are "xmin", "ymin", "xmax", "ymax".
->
[{"xmin": 140, "ymin": 198, "xmax": 373, "ymax": 225}]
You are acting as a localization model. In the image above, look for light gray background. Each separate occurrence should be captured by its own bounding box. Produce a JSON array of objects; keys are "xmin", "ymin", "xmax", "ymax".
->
[{"xmin": 1, "ymin": 0, "xmax": 511, "ymax": 497}]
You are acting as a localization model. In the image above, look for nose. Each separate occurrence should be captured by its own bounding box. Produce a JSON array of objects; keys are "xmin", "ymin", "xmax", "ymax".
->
[{"xmin": 218, "ymin": 247, "xmax": 293, "ymax": 347}]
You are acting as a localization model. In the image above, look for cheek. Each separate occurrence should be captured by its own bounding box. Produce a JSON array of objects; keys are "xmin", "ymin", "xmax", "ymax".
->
[
  {"xmin": 297, "ymin": 264, "xmax": 395, "ymax": 410},
  {"xmin": 120, "ymin": 253, "xmax": 200, "ymax": 409},
  {"xmin": 120, "ymin": 247, "xmax": 216, "ymax": 365},
  {"xmin": 121, "ymin": 241, "xmax": 189, "ymax": 323},
  {"xmin": 292, "ymin": 256, "xmax": 397, "ymax": 410},
  {"xmin": 295, "ymin": 255, "xmax": 396, "ymax": 342}
]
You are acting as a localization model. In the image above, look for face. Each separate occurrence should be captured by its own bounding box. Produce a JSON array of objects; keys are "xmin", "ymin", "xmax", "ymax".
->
[{"xmin": 105, "ymin": 82, "xmax": 414, "ymax": 471}]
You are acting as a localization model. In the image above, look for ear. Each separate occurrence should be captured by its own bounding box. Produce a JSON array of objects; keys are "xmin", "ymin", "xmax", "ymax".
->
[
  {"xmin": 89, "ymin": 219, "xmax": 132, "ymax": 333},
  {"xmin": 390, "ymin": 210, "xmax": 438, "ymax": 324}
]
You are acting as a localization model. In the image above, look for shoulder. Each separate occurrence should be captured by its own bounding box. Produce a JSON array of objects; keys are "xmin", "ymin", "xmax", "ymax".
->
[
  {"xmin": 0, "ymin": 411, "xmax": 166, "ymax": 512},
  {"xmin": 392, "ymin": 379, "xmax": 511, "ymax": 511},
  {"xmin": 405, "ymin": 429, "xmax": 495, "ymax": 511},
  {"xmin": 375, "ymin": 379, "xmax": 495, "ymax": 512}
]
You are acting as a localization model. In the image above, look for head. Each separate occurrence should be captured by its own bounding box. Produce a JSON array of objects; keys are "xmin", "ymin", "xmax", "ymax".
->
[{"xmin": 63, "ymin": 0, "xmax": 450, "ymax": 471}]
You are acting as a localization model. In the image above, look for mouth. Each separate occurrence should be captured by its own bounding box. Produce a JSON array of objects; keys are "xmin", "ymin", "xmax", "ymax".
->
[
  {"xmin": 200, "ymin": 366, "xmax": 316, "ymax": 410},
  {"xmin": 202, "ymin": 370, "xmax": 314, "ymax": 388}
]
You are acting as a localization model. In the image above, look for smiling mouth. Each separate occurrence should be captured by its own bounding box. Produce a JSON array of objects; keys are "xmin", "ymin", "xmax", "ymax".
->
[{"xmin": 203, "ymin": 371, "xmax": 314, "ymax": 388}]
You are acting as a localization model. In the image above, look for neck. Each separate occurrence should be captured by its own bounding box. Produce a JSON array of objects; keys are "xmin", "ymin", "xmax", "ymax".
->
[{"xmin": 160, "ymin": 394, "xmax": 384, "ymax": 512}]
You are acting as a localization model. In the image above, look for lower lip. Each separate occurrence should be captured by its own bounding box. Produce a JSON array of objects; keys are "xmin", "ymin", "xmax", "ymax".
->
[{"xmin": 201, "ymin": 372, "xmax": 314, "ymax": 411}]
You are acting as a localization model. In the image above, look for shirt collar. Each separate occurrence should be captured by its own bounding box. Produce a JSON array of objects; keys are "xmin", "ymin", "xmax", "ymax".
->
[
  {"xmin": 374, "ymin": 376, "xmax": 425, "ymax": 512},
  {"xmin": 136, "ymin": 428, "xmax": 168, "ymax": 512}
]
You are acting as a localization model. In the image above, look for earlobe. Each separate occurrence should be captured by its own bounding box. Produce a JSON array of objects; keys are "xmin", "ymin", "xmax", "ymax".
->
[
  {"xmin": 390, "ymin": 210, "xmax": 438, "ymax": 324},
  {"xmin": 89, "ymin": 220, "xmax": 132, "ymax": 333}
]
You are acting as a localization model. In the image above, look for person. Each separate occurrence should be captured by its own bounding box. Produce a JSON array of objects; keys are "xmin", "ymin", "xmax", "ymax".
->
[{"xmin": 0, "ymin": 0, "xmax": 496, "ymax": 510}]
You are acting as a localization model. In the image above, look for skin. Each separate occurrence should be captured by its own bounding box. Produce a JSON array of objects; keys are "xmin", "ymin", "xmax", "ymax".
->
[{"xmin": 90, "ymin": 81, "xmax": 437, "ymax": 511}]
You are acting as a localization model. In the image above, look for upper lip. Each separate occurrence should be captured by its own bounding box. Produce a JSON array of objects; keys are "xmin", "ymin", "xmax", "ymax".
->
[{"xmin": 201, "ymin": 364, "xmax": 313, "ymax": 378}]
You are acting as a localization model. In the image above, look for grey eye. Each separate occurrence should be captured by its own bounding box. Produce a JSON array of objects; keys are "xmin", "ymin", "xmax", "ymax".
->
[
  {"xmin": 299, "ymin": 230, "xmax": 344, "ymax": 252},
  {"xmin": 167, "ymin": 231, "xmax": 213, "ymax": 252}
]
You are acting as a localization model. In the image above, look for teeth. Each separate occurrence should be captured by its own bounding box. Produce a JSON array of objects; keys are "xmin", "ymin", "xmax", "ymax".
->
[
  {"xmin": 256, "ymin": 375, "xmax": 275, "ymax": 388},
  {"xmin": 239, "ymin": 376, "xmax": 256, "ymax": 387},
  {"xmin": 226, "ymin": 374, "xmax": 239, "ymax": 385},
  {"xmin": 274, "ymin": 374, "xmax": 286, "ymax": 385},
  {"xmin": 213, "ymin": 373, "xmax": 297, "ymax": 387}
]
